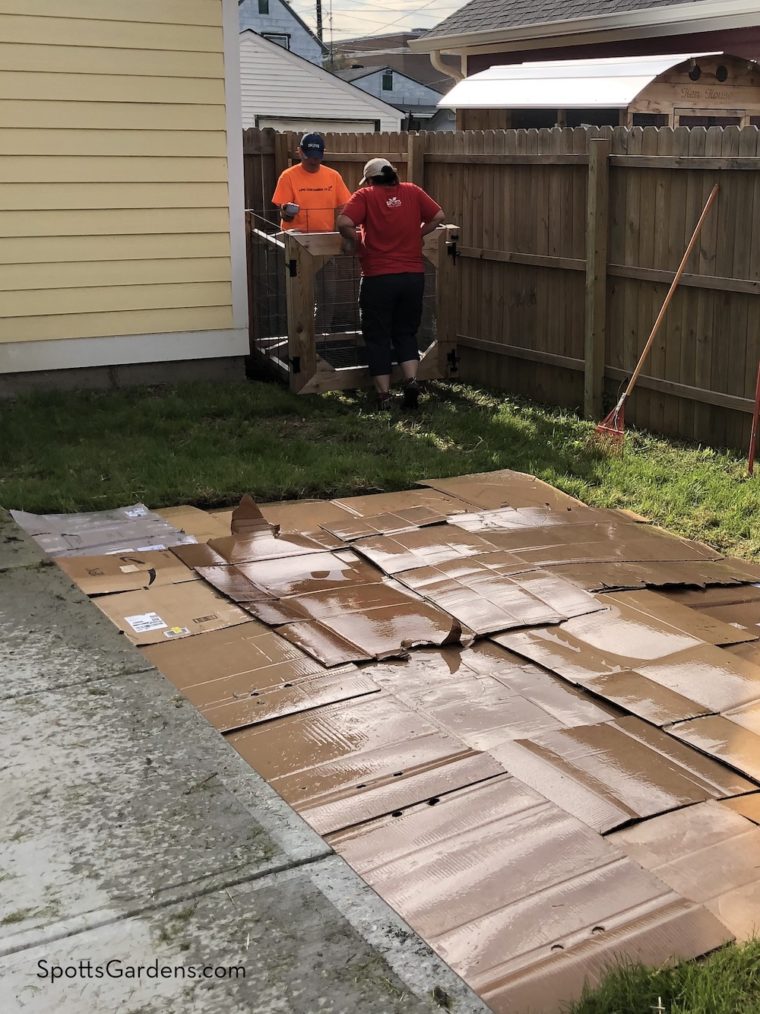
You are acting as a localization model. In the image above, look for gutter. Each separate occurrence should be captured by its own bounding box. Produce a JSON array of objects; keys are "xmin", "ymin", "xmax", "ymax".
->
[
  {"xmin": 430, "ymin": 49, "xmax": 464, "ymax": 83},
  {"xmin": 409, "ymin": 0, "xmax": 760, "ymax": 54}
]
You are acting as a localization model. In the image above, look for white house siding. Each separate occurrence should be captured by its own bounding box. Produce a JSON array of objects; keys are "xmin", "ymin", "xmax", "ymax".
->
[
  {"xmin": 239, "ymin": 32, "xmax": 403, "ymax": 132},
  {"xmin": 238, "ymin": 0, "xmax": 324, "ymax": 64},
  {"xmin": 353, "ymin": 69, "xmax": 443, "ymax": 108}
]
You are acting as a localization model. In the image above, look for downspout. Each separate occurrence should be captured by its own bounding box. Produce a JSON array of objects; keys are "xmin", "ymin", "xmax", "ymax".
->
[{"xmin": 430, "ymin": 49, "xmax": 465, "ymax": 83}]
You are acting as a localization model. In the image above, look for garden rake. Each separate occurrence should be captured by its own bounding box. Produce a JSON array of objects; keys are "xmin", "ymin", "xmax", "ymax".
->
[{"xmin": 595, "ymin": 182, "xmax": 720, "ymax": 447}]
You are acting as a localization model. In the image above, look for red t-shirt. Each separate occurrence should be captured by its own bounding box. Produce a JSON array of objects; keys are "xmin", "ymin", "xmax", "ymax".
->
[{"xmin": 342, "ymin": 182, "xmax": 442, "ymax": 277}]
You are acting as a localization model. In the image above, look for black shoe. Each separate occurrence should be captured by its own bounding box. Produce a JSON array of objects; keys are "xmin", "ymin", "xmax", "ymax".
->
[
  {"xmin": 401, "ymin": 379, "xmax": 420, "ymax": 411},
  {"xmin": 377, "ymin": 392, "xmax": 392, "ymax": 412}
]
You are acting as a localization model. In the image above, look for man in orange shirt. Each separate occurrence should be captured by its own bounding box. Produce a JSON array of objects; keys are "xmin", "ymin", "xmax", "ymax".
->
[
  {"xmin": 272, "ymin": 133, "xmax": 351, "ymax": 233},
  {"xmin": 272, "ymin": 133, "xmax": 351, "ymax": 333}
]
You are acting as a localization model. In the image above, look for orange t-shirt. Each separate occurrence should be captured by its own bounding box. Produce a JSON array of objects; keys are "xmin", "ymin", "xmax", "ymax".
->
[{"xmin": 272, "ymin": 164, "xmax": 351, "ymax": 232}]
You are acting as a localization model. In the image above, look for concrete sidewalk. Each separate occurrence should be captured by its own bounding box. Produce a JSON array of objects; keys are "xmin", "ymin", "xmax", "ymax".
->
[{"xmin": 0, "ymin": 511, "xmax": 486, "ymax": 1014}]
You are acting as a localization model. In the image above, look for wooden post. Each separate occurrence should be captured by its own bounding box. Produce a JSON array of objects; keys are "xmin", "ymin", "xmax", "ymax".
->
[
  {"xmin": 434, "ymin": 225, "xmax": 460, "ymax": 379},
  {"xmin": 584, "ymin": 137, "xmax": 610, "ymax": 419},
  {"xmin": 284, "ymin": 232, "xmax": 316, "ymax": 393},
  {"xmin": 407, "ymin": 132, "xmax": 425, "ymax": 188},
  {"xmin": 274, "ymin": 131, "xmax": 291, "ymax": 181}
]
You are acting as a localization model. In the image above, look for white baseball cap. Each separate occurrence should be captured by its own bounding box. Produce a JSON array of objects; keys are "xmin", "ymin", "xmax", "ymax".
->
[{"xmin": 359, "ymin": 157, "xmax": 395, "ymax": 185}]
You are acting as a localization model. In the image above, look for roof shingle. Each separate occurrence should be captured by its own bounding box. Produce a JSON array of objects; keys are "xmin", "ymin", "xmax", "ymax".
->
[{"xmin": 425, "ymin": 0, "xmax": 697, "ymax": 42}]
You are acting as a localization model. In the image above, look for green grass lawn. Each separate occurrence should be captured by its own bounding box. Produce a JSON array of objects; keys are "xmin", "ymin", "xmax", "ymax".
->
[
  {"xmin": 569, "ymin": 940, "xmax": 760, "ymax": 1013},
  {"xmin": 1, "ymin": 379, "xmax": 758, "ymax": 558}
]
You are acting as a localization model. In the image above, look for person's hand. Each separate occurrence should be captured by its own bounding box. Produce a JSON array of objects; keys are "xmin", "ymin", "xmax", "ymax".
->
[{"xmin": 341, "ymin": 235, "xmax": 356, "ymax": 256}]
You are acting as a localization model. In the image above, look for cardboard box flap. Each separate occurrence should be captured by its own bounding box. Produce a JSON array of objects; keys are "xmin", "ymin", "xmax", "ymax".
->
[
  {"xmin": 154, "ymin": 505, "xmax": 230, "ymax": 541},
  {"xmin": 201, "ymin": 671, "xmax": 381, "ymax": 734},
  {"xmin": 491, "ymin": 718, "xmax": 753, "ymax": 833},
  {"xmin": 610, "ymin": 800, "xmax": 760, "ymax": 941},
  {"xmin": 419, "ymin": 469, "xmax": 585, "ymax": 510},
  {"xmin": 56, "ymin": 550, "xmax": 196, "ymax": 596},
  {"xmin": 95, "ymin": 581, "xmax": 250, "ymax": 646},
  {"xmin": 669, "ymin": 715, "xmax": 760, "ymax": 781},
  {"xmin": 231, "ymin": 494, "xmax": 275, "ymax": 537}
]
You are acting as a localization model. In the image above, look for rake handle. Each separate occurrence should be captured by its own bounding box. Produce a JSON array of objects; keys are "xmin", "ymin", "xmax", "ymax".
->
[{"xmin": 625, "ymin": 183, "xmax": 720, "ymax": 400}]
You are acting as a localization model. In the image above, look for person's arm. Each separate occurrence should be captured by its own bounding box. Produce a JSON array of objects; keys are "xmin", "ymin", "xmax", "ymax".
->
[
  {"xmin": 421, "ymin": 209, "xmax": 446, "ymax": 236},
  {"xmin": 272, "ymin": 173, "xmax": 295, "ymax": 222},
  {"xmin": 337, "ymin": 213, "xmax": 358, "ymax": 255},
  {"xmin": 333, "ymin": 175, "xmax": 353, "ymax": 229}
]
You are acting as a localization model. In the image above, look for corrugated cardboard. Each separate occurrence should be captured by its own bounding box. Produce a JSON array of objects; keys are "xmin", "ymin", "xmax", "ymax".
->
[
  {"xmin": 206, "ymin": 530, "xmax": 329, "ymax": 565},
  {"xmin": 550, "ymin": 558, "xmax": 760, "ymax": 592},
  {"xmin": 321, "ymin": 507, "xmax": 447, "ymax": 542},
  {"xmin": 332, "ymin": 777, "xmax": 731, "ymax": 1014},
  {"xmin": 669, "ymin": 713, "xmax": 760, "ymax": 781},
  {"xmin": 154, "ymin": 505, "xmax": 230, "ymax": 541},
  {"xmin": 723, "ymin": 793, "xmax": 760, "ymax": 824},
  {"xmin": 227, "ymin": 692, "xmax": 473, "ymax": 808},
  {"xmin": 354, "ymin": 527, "xmax": 501, "ymax": 575},
  {"xmin": 396, "ymin": 560, "xmax": 603, "ymax": 635},
  {"xmin": 259, "ymin": 498, "xmax": 354, "ymax": 531},
  {"xmin": 10, "ymin": 503, "xmax": 197, "ymax": 558},
  {"xmin": 332, "ymin": 488, "xmax": 471, "ymax": 519},
  {"xmin": 418, "ymin": 468, "xmax": 585, "ymax": 510},
  {"xmin": 230, "ymin": 494, "xmax": 275, "ymax": 536},
  {"xmin": 447, "ymin": 503, "xmax": 602, "ymax": 532},
  {"xmin": 491, "ymin": 718, "xmax": 753, "ymax": 833},
  {"xmin": 610, "ymin": 801, "xmax": 760, "ymax": 941},
  {"xmin": 56, "ymin": 550, "xmax": 196, "ymax": 596},
  {"xmin": 95, "ymin": 581, "xmax": 250, "ymax": 646},
  {"xmin": 604, "ymin": 589, "xmax": 758, "ymax": 647},
  {"xmin": 141, "ymin": 620, "xmax": 329, "ymax": 704}
]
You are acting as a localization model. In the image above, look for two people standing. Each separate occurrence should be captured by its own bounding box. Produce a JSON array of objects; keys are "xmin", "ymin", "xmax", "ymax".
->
[{"xmin": 272, "ymin": 133, "xmax": 445, "ymax": 411}]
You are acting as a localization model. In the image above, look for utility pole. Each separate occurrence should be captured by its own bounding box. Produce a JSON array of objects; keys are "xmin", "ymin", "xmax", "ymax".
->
[{"xmin": 316, "ymin": 0, "xmax": 323, "ymax": 41}]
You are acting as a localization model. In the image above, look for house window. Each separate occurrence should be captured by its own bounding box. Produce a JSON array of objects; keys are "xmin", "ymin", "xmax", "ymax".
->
[
  {"xmin": 382, "ymin": 71, "xmax": 393, "ymax": 91},
  {"xmin": 258, "ymin": 0, "xmax": 269, "ymax": 13},
  {"xmin": 262, "ymin": 33, "xmax": 290, "ymax": 50}
]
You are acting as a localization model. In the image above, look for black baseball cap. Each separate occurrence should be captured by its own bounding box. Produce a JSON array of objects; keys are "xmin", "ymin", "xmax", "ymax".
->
[{"xmin": 299, "ymin": 132, "xmax": 325, "ymax": 158}]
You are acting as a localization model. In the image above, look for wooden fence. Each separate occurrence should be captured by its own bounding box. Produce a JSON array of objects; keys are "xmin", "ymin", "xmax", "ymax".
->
[{"xmin": 243, "ymin": 126, "xmax": 760, "ymax": 451}]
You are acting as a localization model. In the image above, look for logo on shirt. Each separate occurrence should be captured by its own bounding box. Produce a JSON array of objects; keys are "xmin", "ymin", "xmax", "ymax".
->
[{"xmin": 386, "ymin": 196, "xmax": 402, "ymax": 208}]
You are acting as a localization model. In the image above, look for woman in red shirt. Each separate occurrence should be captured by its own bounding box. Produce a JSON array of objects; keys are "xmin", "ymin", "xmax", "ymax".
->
[{"xmin": 338, "ymin": 158, "xmax": 445, "ymax": 411}]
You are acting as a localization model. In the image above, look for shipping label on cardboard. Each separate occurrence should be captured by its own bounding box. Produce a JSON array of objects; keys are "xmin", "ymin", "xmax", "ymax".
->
[{"xmin": 126, "ymin": 612, "xmax": 167, "ymax": 634}]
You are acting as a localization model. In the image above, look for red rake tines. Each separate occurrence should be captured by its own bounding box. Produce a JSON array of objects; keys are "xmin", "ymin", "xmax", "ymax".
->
[{"xmin": 595, "ymin": 401, "xmax": 625, "ymax": 448}]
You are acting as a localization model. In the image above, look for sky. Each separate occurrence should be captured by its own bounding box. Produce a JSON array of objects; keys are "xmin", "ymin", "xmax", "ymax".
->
[{"xmin": 287, "ymin": 0, "xmax": 466, "ymax": 42}]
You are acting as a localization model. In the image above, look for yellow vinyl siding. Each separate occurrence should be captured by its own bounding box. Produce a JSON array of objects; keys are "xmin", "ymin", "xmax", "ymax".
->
[
  {"xmin": 0, "ymin": 44, "xmax": 225, "ymax": 78},
  {"xmin": 0, "ymin": 259, "xmax": 233, "ymax": 291},
  {"xmin": 0, "ymin": 0, "xmax": 235, "ymax": 348},
  {"xmin": 0, "ymin": 1, "xmax": 222, "ymax": 26},
  {"xmin": 0, "ymin": 157, "xmax": 229, "ymax": 184},
  {"xmin": 2, "ymin": 308, "xmax": 235, "ymax": 344},
  {"xmin": 1, "ymin": 130, "xmax": 228, "ymax": 157},
  {"xmin": 0, "ymin": 235, "xmax": 232, "ymax": 265}
]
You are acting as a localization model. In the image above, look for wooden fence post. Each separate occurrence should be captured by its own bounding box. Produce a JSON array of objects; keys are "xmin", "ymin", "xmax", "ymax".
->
[
  {"xmin": 274, "ymin": 131, "xmax": 291, "ymax": 181},
  {"xmin": 584, "ymin": 137, "xmax": 610, "ymax": 419},
  {"xmin": 435, "ymin": 225, "xmax": 460, "ymax": 378},
  {"xmin": 407, "ymin": 132, "xmax": 425, "ymax": 188},
  {"xmin": 284, "ymin": 233, "xmax": 316, "ymax": 393}
]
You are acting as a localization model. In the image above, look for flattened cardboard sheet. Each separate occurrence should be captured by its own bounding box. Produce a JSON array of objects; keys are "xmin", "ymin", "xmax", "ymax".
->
[
  {"xmin": 681, "ymin": 600, "xmax": 760, "ymax": 632},
  {"xmin": 95, "ymin": 581, "xmax": 250, "ymax": 646},
  {"xmin": 206, "ymin": 530, "xmax": 330, "ymax": 565},
  {"xmin": 551, "ymin": 558, "xmax": 760, "ymax": 593},
  {"xmin": 198, "ymin": 550, "xmax": 380, "ymax": 602},
  {"xmin": 354, "ymin": 527, "xmax": 501, "ymax": 575},
  {"xmin": 56, "ymin": 550, "xmax": 197, "ymax": 596},
  {"xmin": 578, "ymin": 670, "xmax": 710, "ymax": 727},
  {"xmin": 10, "ymin": 503, "xmax": 198, "ymax": 558},
  {"xmin": 154, "ymin": 505, "xmax": 230, "ymax": 542},
  {"xmin": 723, "ymin": 793, "xmax": 760, "ymax": 824},
  {"xmin": 140, "ymin": 620, "xmax": 329, "ymax": 705},
  {"xmin": 201, "ymin": 670, "xmax": 380, "ymax": 734},
  {"xmin": 418, "ymin": 469, "xmax": 584, "ymax": 511},
  {"xmin": 259, "ymin": 498, "xmax": 355, "ymax": 531},
  {"xmin": 447, "ymin": 502, "xmax": 601, "ymax": 532},
  {"xmin": 321, "ymin": 507, "xmax": 447, "ymax": 543},
  {"xmin": 226, "ymin": 692, "xmax": 474, "ymax": 808},
  {"xmin": 332, "ymin": 488, "xmax": 470, "ymax": 519},
  {"xmin": 604, "ymin": 589, "xmax": 758, "ymax": 647},
  {"xmin": 491, "ymin": 717, "xmax": 753, "ymax": 833},
  {"xmin": 332, "ymin": 776, "xmax": 730, "ymax": 1014},
  {"xmin": 397, "ymin": 560, "xmax": 603, "ymax": 635},
  {"xmin": 610, "ymin": 801, "xmax": 760, "ymax": 941},
  {"xmin": 662, "ymin": 583, "xmax": 760, "ymax": 610},
  {"xmin": 669, "ymin": 714, "xmax": 760, "ymax": 781}
]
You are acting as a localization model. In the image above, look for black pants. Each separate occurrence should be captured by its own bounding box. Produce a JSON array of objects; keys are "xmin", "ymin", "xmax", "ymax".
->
[{"xmin": 359, "ymin": 272, "xmax": 424, "ymax": 377}]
